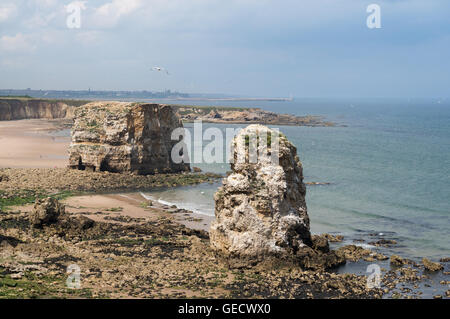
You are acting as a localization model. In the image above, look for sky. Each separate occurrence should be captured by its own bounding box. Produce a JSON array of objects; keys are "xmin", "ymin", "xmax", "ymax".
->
[{"xmin": 0, "ymin": 0, "xmax": 449, "ymax": 98}]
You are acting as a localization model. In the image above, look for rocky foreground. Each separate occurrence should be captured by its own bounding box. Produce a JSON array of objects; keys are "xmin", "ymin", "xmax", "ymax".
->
[
  {"xmin": 0, "ymin": 198, "xmax": 382, "ymax": 299},
  {"xmin": 2, "ymin": 197, "xmax": 448, "ymax": 299}
]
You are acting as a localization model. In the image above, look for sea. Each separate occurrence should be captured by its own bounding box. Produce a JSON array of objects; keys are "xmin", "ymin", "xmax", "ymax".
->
[{"xmin": 144, "ymin": 98, "xmax": 450, "ymax": 262}]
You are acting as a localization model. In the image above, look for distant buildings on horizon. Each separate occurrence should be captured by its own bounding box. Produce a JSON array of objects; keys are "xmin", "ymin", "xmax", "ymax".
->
[{"xmin": 0, "ymin": 89, "xmax": 190, "ymax": 100}]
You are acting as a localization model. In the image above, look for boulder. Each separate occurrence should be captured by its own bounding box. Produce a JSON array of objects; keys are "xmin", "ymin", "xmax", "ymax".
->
[
  {"xmin": 422, "ymin": 258, "xmax": 443, "ymax": 271},
  {"xmin": 68, "ymin": 102, "xmax": 190, "ymax": 175},
  {"xmin": 206, "ymin": 109, "xmax": 222, "ymax": 119},
  {"xmin": 210, "ymin": 124, "xmax": 344, "ymax": 269},
  {"xmin": 311, "ymin": 234, "xmax": 330, "ymax": 253},
  {"xmin": 31, "ymin": 197, "xmax": 65, "ymax": 227},
  {"xmin": 390, "ymin": 255, "xmax": 406, "ymax": 267}
]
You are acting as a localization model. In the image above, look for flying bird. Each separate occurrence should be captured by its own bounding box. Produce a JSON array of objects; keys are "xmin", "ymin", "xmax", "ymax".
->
[{"xmin": 151, "ymin": 66, "xmax": 170, "ymax": 75}]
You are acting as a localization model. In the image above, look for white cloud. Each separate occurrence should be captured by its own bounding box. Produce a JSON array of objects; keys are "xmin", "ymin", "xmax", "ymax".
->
[
  {"xmin": 0, "ymin": 57, "xmax": 27, "ymax": 68},
  {"xmin": 26, "ymin": 11, "xmax": 58, "ymax": 28},
  {"xmin": 32, "ymin": 0, "xmax": 58, "ymax": 7},
  {"xmin": 0, "ymin": 3, "xmax": 16, "ymax": 22},
  {"xmin": 94, "ymin": 0, "xmax": 143, "ymax": 27},
  {"xmin": 0, "ymin": 33, "xmax": 37, "ymax": 52},
  {"xmin": 75, "ymin": 31, "xmax": 103, "ymax": 45}
]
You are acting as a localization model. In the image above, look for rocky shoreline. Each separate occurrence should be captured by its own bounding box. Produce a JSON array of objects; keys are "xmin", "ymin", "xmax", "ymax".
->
[
  {"xmin": 174, "ymin": 105, "xmax": 334, "ymax": 126},
  {"xmin": 1, "ymin": 155, "xmax": 448, "ymax": 298},
  {"xmin": 1, "ymin": 192, "xmax": 448, "ymax": 299}
]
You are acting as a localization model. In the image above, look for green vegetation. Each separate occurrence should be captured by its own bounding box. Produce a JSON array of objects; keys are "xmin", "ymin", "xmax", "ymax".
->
[
  {"xmin": 0, "ymin": 97, "xmax": 91, "ymax": 107},
  {"xmin": 113, "ymin": 237, "xmax": 169, "ymax": 247},
  {"xmin": 0, "ymin": 269, "xmax": 94, "ymax": 299},
  {"xmin": 0, "ymin": 97, "xmax": 254, "ymax": 112},
  {"xmin": 172, "ymin": 104, "xmax": 252, "ymax": 116},
  {"xmin": 105, "ymin": 207, "xmax": 123, "ymax": 212},
  {"xmin": 244, "ymin": 131, "xmax": 278, "ymax": 148},
  {"xmin": 140, "ymin": 202, "xmax": 150, "ymax": 209},
  {"xmin": 0, "ymin": 190, "xmax": 42, "ymax": 210},
  {"xmin": 0, "ymin": 95, "xmax": 32, "ymax": 99},
  {"xmin": 87, "ymin": 119, "xmax": 98, "ymax": 127},
  {"xmin": 0, "ymin": 190, "xmax": 76, "ymax": 211}
]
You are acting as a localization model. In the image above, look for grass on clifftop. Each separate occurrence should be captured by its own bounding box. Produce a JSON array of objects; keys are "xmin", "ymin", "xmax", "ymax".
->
[
  {"xmin": 0, "ymin": 97, "xmax": 253, "ymax": 111},
  {"xmin": 0, "ymin": 95, "xmax": 33, "ymax": 99},
  {"xmin": 0, "ymin": 97, "xmax": 91, "ymax": 107},
  {"xmin": 172, "ymin": 104, "xmax": 252, "ymax": 115}
]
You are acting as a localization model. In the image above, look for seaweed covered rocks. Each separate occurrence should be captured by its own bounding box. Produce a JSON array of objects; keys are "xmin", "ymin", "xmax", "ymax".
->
[{"xmin": 30, "ymin": 197, "xmax": 66, "ymax": 228}]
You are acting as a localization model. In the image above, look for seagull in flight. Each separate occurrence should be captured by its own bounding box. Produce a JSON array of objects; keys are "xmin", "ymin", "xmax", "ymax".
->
[{"xmin": 151, "ymin": 66, "xmax": 170, "ymax": 75}]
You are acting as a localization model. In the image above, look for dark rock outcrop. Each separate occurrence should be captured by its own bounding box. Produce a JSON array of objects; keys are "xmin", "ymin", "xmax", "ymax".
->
[
  {"xmin": 422, "ymin": 258, "xmax": 443, "ymax": 271},
  {"xmin": 31, "ymin": 197, "xmax": 65, "ymax": 228}
]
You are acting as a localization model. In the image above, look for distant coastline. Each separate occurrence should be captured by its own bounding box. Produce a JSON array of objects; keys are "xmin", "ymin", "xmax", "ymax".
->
[
  {"xmin": 0, "ymin": 89, "xmax": 292, "ymax": 102},
  {"xmin": 0, "ymin": 97, "xmax": 334, "ymax": 127}
]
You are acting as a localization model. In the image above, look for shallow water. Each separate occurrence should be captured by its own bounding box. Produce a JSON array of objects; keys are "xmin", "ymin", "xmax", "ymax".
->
[{"xmin": 147, "ymin": 98, "xmax": 450, "ymax": 261}]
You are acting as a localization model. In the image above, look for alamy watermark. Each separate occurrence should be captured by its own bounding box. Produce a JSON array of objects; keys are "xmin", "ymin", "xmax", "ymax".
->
[
  {"xmin": 170, "ymin": 121, "xmax": 280, "ymax": 165},
  {"xmin": 366, "ymin": 264, "xmax": 381, "ymax": 289},
  {"xmin": 66, "ymin": 264, "xmax": 81, "ymax": 289},
  {"xmin": 367, "ymin": 4, "xmax": 381, "ymax": 29},
  {"xmin": 63, "ymin": 2, "xmax": 382, "ymax": 30},
  {"xmin": 66, "ymin": 1, "xmax": 87, "ymax": 29}
]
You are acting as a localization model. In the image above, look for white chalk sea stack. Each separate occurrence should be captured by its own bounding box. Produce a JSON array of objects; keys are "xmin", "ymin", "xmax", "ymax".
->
[{"xmin": 210, "ymin": 125, "xmax": 316, "ymax": 265}]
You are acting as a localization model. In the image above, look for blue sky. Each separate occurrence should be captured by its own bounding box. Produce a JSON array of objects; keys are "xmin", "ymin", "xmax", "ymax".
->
[{"xmin": 0, "ymin": 0, "xmax": 449, "ymax": 98}]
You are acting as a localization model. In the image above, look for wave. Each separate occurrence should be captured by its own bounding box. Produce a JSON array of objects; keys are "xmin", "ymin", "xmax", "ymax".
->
[
  {"xmin": 139, "ymin": 192, "xmax": 214, "ymax": 217},
  {"xmin": 318, "ymin": 204, "xmax": 440, "ymax": 231}
]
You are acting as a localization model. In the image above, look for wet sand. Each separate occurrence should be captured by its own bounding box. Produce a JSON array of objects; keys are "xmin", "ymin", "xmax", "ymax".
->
[
  {"xmin": 13, "ymin": 192, "xmax": 212, "ymax": 232},
  {"xmin": 0, "ymin": 119, "xmax": 70, "ymax": 168},
  {"xmin": 64, "ymin": 192, "xmax": 214, "ymax": 232}
]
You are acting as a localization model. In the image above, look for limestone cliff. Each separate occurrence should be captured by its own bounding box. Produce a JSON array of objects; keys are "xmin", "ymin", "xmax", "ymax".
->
[
  {"xmin": 0, "ymin": 99, "xmax": 77, "ymax": 121},
  {"xmin": 68, "ymin": 102, "xmax": 190, "ymax": 175}
]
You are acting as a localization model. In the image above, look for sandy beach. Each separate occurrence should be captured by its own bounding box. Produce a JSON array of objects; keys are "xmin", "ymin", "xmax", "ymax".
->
[
  {"xmin": 11, "ymin": 192, "xmax": 213, "ymax": 232},
  {"xmin": 0, "ymin": 119, "xmax": 70, "ymax": 168}
]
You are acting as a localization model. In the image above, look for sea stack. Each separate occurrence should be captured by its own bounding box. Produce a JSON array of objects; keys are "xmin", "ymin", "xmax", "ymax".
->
[
  {"xmin": 210, "ymin": 124, "xmax": 344, "ymax": 269},
  {"xmin": 68, "ymin": 102, "xmax": 190, "ymax": 175}
]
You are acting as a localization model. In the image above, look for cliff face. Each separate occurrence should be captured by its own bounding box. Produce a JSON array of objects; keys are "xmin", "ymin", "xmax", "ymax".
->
[
  {"xmin": 68, "ymin": 102, "xmax": 190, "ymax": 175},
  {"xmin": 0, "ymin": 99, "xmax": 76, "ymax": 121}
]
